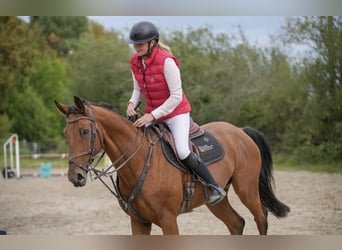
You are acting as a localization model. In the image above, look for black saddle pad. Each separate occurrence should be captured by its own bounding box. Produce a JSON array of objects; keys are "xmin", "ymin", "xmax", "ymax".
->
[{"xmin": 161, "ymin": 131, "xmax": 225, "ymax": 172}]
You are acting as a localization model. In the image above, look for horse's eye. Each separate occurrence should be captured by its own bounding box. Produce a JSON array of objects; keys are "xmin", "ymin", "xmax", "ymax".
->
[{"xmin": 81, "ymin": 129, "xmax": 90, "ymax": 137}]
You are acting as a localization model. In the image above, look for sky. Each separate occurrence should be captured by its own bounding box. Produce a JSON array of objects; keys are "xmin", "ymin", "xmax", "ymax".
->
[{"xmin": 88, "ymin": 16, "xmax": 287, "ymax": 47}]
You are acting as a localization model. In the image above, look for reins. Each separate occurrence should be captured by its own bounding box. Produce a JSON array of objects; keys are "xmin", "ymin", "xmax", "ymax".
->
[
  {"xmin": 94, "ymin": 127, "xmax": 160, "ymax": 224},
  {"xmin": 92, "ymin": 127, "xmax": 143, "ymax": 178}
]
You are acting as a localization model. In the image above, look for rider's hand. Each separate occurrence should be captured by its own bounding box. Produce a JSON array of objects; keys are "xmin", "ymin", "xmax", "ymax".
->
[
  {"xmin": 133, "ymin": 113, "xmax": 155, "ymax": 127},
  {"xmin": 126, "ymin": 102, "xmax": 137, "ymax": 117}
]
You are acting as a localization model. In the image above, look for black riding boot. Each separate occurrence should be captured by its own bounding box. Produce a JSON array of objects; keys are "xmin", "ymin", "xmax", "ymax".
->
[{"xmin": 182, "ymin": 153, "xmax": 226, "ymax": 206}]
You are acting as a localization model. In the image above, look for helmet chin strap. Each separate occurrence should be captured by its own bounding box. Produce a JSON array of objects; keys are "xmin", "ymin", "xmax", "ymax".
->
[{"xmin": 142, "ymin": 40, "xmax": 157, "ymax": 58}]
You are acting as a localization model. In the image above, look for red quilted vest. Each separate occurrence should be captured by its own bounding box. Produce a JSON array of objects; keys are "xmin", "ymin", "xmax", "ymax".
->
[{"xmin": 130, "ymin": 47, "xmax": 191, "ymax": 121}]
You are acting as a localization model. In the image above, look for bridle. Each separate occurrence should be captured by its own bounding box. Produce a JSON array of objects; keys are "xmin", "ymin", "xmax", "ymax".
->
[
  {"xmin": 66, "ymin": 115, "xmax": 99, "ymax": 173},
  {"xmin": 65, "ymin": 105, "xmax": 145, "ymax": 177}
]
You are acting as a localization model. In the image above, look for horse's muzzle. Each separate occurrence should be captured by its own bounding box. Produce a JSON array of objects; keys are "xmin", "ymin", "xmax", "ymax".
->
[
  {"xmin": 74, "ymin": 173, "xmax": 87, "ymax": 187},
  {"xmin": 68, "ymin": 169, "xmax": 87, "ymax": 187}
]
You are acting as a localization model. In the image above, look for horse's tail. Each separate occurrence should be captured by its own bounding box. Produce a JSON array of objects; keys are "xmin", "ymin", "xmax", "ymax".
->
[{"xmin": 242, "ymin": 127, "xmax": 290, "ymax": 218}]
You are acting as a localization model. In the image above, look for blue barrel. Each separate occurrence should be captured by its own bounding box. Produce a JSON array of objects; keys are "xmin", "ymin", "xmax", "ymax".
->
[{"xmin": 40, "ymin": 162, "xmax": 52, "ymax": 178}]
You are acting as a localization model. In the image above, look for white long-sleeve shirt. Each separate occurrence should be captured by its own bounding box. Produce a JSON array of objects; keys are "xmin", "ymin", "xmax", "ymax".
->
[{"xmin": 128, "ymin": 58, "xmax": 183, "ymax": 120}]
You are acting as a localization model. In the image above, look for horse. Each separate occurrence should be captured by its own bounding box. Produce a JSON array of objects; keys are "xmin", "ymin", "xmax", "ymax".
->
[{"xmin": 55, "ymin": 96, "xmax": 290, "ymax": 235}]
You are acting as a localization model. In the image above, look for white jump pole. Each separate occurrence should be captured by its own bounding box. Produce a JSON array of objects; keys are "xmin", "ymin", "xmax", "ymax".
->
[
  {"xmin": 3, "ymin": 134, "xmax": 20, "ymax": 179},
  {"xmin": 15, "ymin": 134, "xmax": 20, "ymax": 178}
]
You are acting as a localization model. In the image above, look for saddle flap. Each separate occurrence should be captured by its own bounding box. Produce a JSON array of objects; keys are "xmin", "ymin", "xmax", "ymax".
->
[
  {"xmin": 156, "ymin": 117, "xmax": 203, "ymax": 161},
  {"xmin": 154, "ymin": 118, "xmax": 225, "ymax": 172}
]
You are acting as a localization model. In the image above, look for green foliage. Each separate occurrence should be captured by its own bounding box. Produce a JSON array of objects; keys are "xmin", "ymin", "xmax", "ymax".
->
[
  {"xmin": 25, "ymin": 57, "xmax": 67, "ymax": 141},
  {"xmin": 6, "ymin": 85, "xmax": 53, "ymax": 142},
  {"xmin": 28, "ymin": 56, "xmax": 67, "ymax": 107},
  {"xmin": 67, "ymin": 23, "xmax": 131, "ymax": 112},
  {"xmin": 0, "ymin": 114, "xmax": 12, "ymax": 141},
  {"xmin": 0, "ymin": 16, "xmax": 51, "ymax": 112},
  {"xmin": 281, "ymin": 17, "xmax": 342, "ymax": 162},
  {"xmin": 1, "ymin": 17, "xmax": 67, "ymax": 144},
  {"xmin": 30, "ymin": 16, "xmax": 88, "ymax": 56},
  {"xmin": 163, "ymin": 27, "xmax": 302, "ymax": 152},
  {"xmin": 163, "ymin": 27, "xmax": 235, "ymax": 124},
  {"xmin": 163, "ymin": 21, "xmax": 342, "ymax": 165}
]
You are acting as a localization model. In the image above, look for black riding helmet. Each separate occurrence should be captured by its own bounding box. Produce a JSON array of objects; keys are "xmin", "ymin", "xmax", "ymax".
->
[{"xmin": 127, "ymin": 21, "xmax": 159, "ymax": 44}]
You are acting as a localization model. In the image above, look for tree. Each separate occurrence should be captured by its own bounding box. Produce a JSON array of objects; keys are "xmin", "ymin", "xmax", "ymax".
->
[
  {"xmin": 28, "ymin": 56, "xmax": 67, "ymax": 110},
  {"xmin": 67, "ymin": 22, "xmax": 131, "ymax": 112},
  {"xmin": 0, "ymin": 17, "xmax": 49, "ymax": 112},
  {"xmin": 0, "ymin": 16, "xmax": 54, "ymax": 141},
  {"xmin": 282, "ymin": 16, "xmax": 342, "ymax": 162},
  {"xmin": 4, "ymin": 56, "xmax": 67, "ymax": 143},
  {"xmin": 5, "ymin": 85, "xmax": 53, "ymax": 142},
  {"xmin": 30, "ymin": 16, "xmax": 88, "ymax": 56},
  {"xmin": 1, "ymin": 17, "xmax": 68, "ymax": 144},
  {"xmin": 163, "ymin": 27, "xmax": 236, "ymax": 124}
]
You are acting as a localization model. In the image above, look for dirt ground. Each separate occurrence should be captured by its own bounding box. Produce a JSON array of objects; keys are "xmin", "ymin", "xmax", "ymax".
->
[{"xmin": 1, "ymin": 169, "xmax": 341, "ymax": 235}]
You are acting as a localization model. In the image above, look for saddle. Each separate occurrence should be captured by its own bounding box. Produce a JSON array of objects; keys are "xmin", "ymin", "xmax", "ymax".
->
[
  {"xmin": 151, "ymin": 118, "xmax": 225, "ymax": 213},
  {"xmin": 151, "ymin": 118, "xmax": 225, "ymax": 172}
]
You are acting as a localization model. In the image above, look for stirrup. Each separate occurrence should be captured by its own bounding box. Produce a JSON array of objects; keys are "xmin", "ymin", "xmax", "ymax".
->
[
  {"xmin": 208, "ymin": 184, "xmax": 225, "ymax": 193},
  {"xmin": 207, "ymin": 185, "xmax": 226, "ymax": 206}
]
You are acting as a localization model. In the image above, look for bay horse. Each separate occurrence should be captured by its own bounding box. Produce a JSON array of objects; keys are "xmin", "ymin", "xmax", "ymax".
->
[{"xmin": 55, "ymin": 96, "xmax": 289, "ymax": 235}]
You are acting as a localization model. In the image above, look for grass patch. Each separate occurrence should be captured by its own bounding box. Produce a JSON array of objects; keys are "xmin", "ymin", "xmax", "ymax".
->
[
  {"xmin": 0, "ymin": 154, "xmax": 110, "ymax": 169},
  {"xmin": 274, "ymin": 162, "xmax": 342, "ymax": 174},
  {"xmin": 2, "ymin": 153, "xmax": 341, "ymax": 174},
  {"xmin": 274, "ymin": 154, "xmax": 342, "ymax": 174},
  {"xmin": 0, "ymin": 153, "xmax": 67, "ymax": 169},
  {"xmin": 19, "ymin": 158, "xmax": 68, "ymax": 169}
]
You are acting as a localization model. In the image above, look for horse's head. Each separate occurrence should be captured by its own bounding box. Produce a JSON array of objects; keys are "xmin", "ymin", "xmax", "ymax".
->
[{"xmin": 55, "ymin": 96, "xmax": 103, "ymax": 187}]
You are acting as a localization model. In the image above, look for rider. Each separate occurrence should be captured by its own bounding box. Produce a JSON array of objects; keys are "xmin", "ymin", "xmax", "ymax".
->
[{"xmin": 126, "ymin": 21, "xmax": 226, "ymax": 206}]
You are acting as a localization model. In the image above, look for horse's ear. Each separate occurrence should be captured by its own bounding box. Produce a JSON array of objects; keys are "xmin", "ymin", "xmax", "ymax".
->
[
  {"xmin": 54, "ymin": 100, "xmax": 69, "ymax": 116},
  {"xmin": 74, "ymin": 96, "xmax": 85, "ymax": 114}
]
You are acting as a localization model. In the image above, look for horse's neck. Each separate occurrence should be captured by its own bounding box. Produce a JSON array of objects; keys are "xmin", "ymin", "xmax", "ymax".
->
[{"xmin": 94, "ymin": 108, "xmax": 148, "ymax": 175}]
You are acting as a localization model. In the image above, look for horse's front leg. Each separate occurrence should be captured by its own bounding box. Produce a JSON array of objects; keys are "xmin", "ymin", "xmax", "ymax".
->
[
  {"xmin": 130, "ymin": 216, "xmax": 179, "ymax": 235},
  {"xmin": 130, "ymin": 217, "xmax": 152, "ymax": 235},
  {"xmin": 160, "ymin": 214, "xmax": 179, "ymax": 235}
]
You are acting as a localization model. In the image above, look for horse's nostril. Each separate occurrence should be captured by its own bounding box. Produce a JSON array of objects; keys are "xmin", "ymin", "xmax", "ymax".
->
[{"xmin": 77, "ymin": 173, "xmax": 85, "ymax": 182}]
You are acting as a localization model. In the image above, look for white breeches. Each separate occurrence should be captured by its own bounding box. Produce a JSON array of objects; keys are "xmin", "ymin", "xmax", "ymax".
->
[{"xmin": 163, "ymin": 113, "xmax": 191, "ymax": 160}]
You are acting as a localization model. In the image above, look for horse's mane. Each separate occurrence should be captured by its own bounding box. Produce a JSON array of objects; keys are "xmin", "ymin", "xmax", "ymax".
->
[
  {"xmin": 68, "ymin": 99, "xmax": 121, "ymax": 116},
  {"xmin": 90, "ymin": 101, "xmax": 121, "ymax": 115}
]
